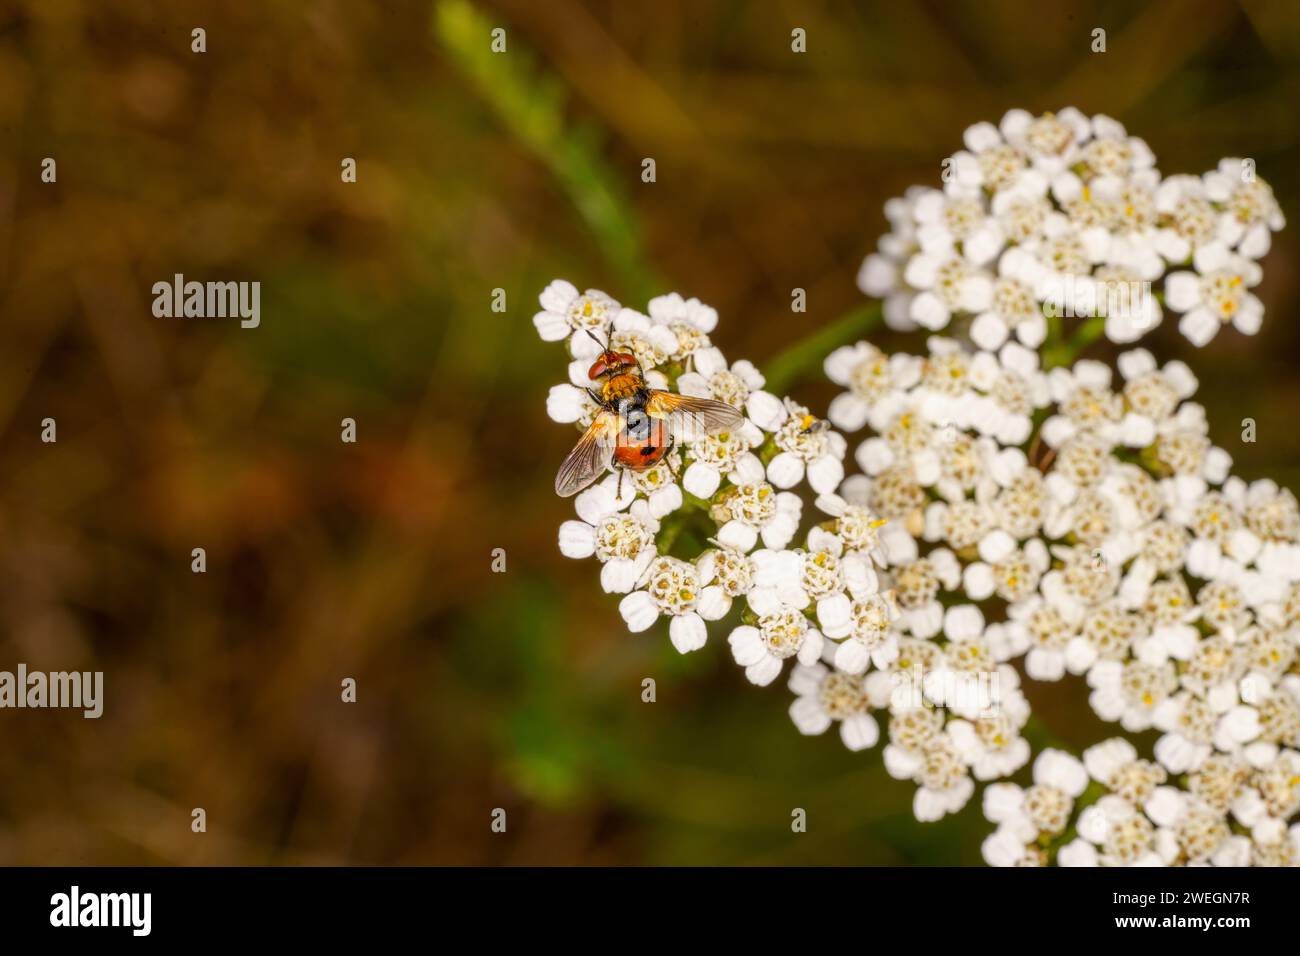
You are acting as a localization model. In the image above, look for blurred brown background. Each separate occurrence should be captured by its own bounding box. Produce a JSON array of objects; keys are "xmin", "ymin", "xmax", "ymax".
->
[{"xmin": 0, "ymin": 0, "xmax": 1296, "ymax": 865}]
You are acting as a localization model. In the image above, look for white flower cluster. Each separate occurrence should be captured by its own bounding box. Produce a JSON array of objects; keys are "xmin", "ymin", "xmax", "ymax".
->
[
  {"xmin": 1002, "ymin": 349, "xmax": 1300, "ymax": 773},
  {"xmin": 984, "ymin": 738, "xmax": 1300, "ymax": 866},
  {"xmin": 538, "ymin": 107, "xmax": 1295, "ymax": 865},
  {"xmin": 780, "ymin": 335, "xmax": 1077, "ymax": 820},
  {"xmin": 539, "ymin": 280, "xmax": 846, "ymax": 657},
  {"xmin": 826, "ymin": 333, "xmax": 1300, "ymax": 860},
  {"xmin": 858, "ymin": 108, "xmax": 1284, "ymax": 347},
  {"xmin": 538, "ymin": 282, "xmax": 1040, "ymax": 819}
]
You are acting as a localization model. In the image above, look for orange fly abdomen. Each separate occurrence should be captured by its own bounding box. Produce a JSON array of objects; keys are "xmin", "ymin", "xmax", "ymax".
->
[{"xmin": 614, "ymin": 415, "xmax": 668, "ymax": 470}]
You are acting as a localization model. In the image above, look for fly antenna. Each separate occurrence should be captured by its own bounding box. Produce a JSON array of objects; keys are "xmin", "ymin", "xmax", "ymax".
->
[{"xmin": 585, "ymin": 328, "xmax": 609, "ymax": 352}]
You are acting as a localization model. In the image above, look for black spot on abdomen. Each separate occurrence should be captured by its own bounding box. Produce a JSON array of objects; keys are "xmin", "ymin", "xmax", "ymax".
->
[{"xmin": 640, "ymin": 445, "xmax": 657, "ymax": 457}]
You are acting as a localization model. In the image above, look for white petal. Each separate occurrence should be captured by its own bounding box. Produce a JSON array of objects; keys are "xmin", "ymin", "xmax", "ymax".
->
[
  {"xmin": 827, "ymin": 393, "xmax": 871, "ymax": 432},
  {"xmin": 697, "ymin": 585, "xmax": 731, "ymax": 621},
  {"xmin": 728, "ymin": 625, "xmax": 765, "ymax": 666},
  {"xmin": 1082, "ymin": 738, "xmax": 1136, "ymax": 782},
  {"xmin": 619, "ymin": 590, "xmax": 659, "ymax": 632},
  {"xmin": 1116, "ymin": 348, "xmax": 1156, "ymax": 381},
  {"xmin": 963, "ymin": 563, "xmax": 995, "ymax": 601},
  {"xmin": 914, "ymin": 786, "xmax": 958, "ymax": 822},
  {"xmin": 760, "ymin": 515, "xmax": 799, "ymax": 550},
  {"xmin": 533, "ymin": 310, "xmax": 570, "ymax": 341},
  {"xmin": 675, "ymin": 371, "xmax": 709, "ymax": 398},
  {"xmin": 1118, "ymin": 412, "xmax": 1156, "ymax": 447},
  {"xmin": 963, "ymin": 226, "xmax": 1004, "ymax": 267},
  {"xmin": 1025, "ymin": 648, "xmax": 1066, "ymax": 682},
  {"xmin": 834, "ymin": 639, "xmax": 870, "ymax": 675},
  {"xmin": 669, "ymin": 613, "xmax": 708, "ymax": 654},
  {"xmin": 806, "ymin": 455, "xmax": 844, "ymax": 495},
  {"xmin": 839, "ymin": 714, "xmax": 879, "ymax": 751},
  {"xmin": 1219, "ymin": 705, "xmax": 1260, "ymax": 743},
  {"xmin": 904, "ymin": 252, "xmax": 942, "ymax": 288},
  {"xmin": 841, "ymin": 555, "xmax": 878, "ymax": 599},
  {"xmin": 906, "ymin": 602, "xmax": 944, "ymax": 639},
  {"xmin": 1193, "ymin": 240, "xmax": 1232, "ymax": 274},
  {"xmin": 601, "ymin": 558, "xmax": 642, "ymax": 594},
  {"xmin": 959, "ymin": 273, "xmax": 993, "ymax": 311},
  {"xmin": 884, "ymin": 743, "xmax": 923, "ymax": 779},
  {"xmin": 982, "ymin": 783, "xmax": 1025, "ymax": 824},
  {"xmin": 547, "ymin": 385, "xmax": 587, "ymax": 423},
  {"xmin": 970, "ymin": 312, "xmax": 1010, "ymax": 351},
  {"xmin": 1033, "ymin": 750, "xmax": 1087, "ymax": 796},
  {"xmin": 1238, "ymin": 221, "xmax": 1273, "ymax": 259},
  {"xmin": 1144, "ymin": 786, "xmax": 1185, "ymax": 827},
  {"xmin": 745, "ymin": 391, "xmax": 787, "ymax": 431},
  {"xmin": 730, "ymin": 453, "xmax": 766, "ymax": 485},
  {"xmin": 944, "ymin": 604, "xmax": 985, "ymax": 642},
  {"xmin": 558, "ymin": 521, "xmax": 597, "ymax": 559},
  {"xmin": 796, "ymin": 629, "xmax": 824, "ymax": 665},
  {"xmin": 858, "ymin": 254, "xmax": 898, "ymax": 295},
  {"xmin": 1232, "ymin": 302, "xmax": 1262, "ymax": 336},
  {"xmin": 766, "ymin": 452, "xmax": 805, "ymax": 489},
  {"xmin": 1178, "ymin": 308, "xmax": 1220, "ymax": 347},
  {"xmin": 1163, "ymin": 271, "xmax": 1201, "ymax": 312},
  {"xmin": 964, "ymin": 121, "xmax": 1002, "ymax": 152},
  {"xmin": 570, "ymin": 328, "xmax": 604, "ymax": 359},
  {"xmin": 824, "ymin": 345, "xmax": 865, "ymax": 385},
  {"xmin": 978, "ymin": 530, "xmax": 1015, "ymax": 563},
  {"xmin": 648, "ymin": 484, "xmax": 682, "ymax": 518},
  {"xmin": 1153, "ymin": 734, "xmax": 1201, "ymax": 775},
  {"xmin": 1076, "ymin": 805, "xmax": 1111, "ymax": 844},
  {"xmin": 789, "ymin": 696, "xmax": 832, "ymax": 735},
  {"xmin": 538, "ymin": 279, "xmax": 579, "ymax": 313},
  {"xmin": 574, "ymin": 483, "xmax": 616, "ymax": 524},
  {"xmin": 567, "ymin": 357, "xmax": 592, "ymax": 386},
  {"xmin": 1065, "ymin": 638, "xmax": 1098, "ymax": 675},
  {"xmin": 855, "ymin": 437, "xmax": 895, "ymax": 475},
  {"xmin": 816, "ymin": 593, "xmax": 852, "ymax": 639},
  {"xmin": 745, "ymin": 656, "xmax": 783, "ymax": 686},
  {"xmin": 788, "ymin": 662, "xmax": 827, "ymax": 696},
  {"xmin": 910, "ymin": 291, "xmax": 951, "ymax": 330},
  {"xmin": 716, "ymin": 519, "xmax": 758, "ymax": 553},
  {"xmin": 746, "ymin": 585, "xmax": 782, "ymax": 617},
  {"xmin": 1057, "ymin": 840, "xmax": 1099, "ymax": 867}
]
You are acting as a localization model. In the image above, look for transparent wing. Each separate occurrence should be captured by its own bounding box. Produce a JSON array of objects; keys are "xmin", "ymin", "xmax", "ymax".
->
[
  {"xmin": 554, "ymin": 411, "xmax": 617, "ymax": 497},
  {"xmin": 645, "ymin": 391, "xmax": 745, "ymax": 443}
]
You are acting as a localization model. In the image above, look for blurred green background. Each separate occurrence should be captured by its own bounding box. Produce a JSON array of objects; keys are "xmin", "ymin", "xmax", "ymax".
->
[{"xmin": 0, "ymin": 0, "xmax": 1296, "ymax": 865}]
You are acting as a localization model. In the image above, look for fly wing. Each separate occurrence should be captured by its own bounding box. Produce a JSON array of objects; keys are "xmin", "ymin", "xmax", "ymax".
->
[
  {"xmin": 645, "ymin": 390, "xmax": 745, "ymax": 443},
  {"xmin": 554, "ymin": 411, "xmax": 618, "ymax": 497}
]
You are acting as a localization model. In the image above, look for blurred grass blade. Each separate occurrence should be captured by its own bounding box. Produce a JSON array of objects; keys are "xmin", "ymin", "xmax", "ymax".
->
[{"xmin": 434, "ymin": 0, "xmax": 660, "ymax": 301}]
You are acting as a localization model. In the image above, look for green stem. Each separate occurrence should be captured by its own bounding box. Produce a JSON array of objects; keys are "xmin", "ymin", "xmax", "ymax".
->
[
  {"xmin": 761, "ymin": 301, "xmax": 883, "ymax": 395},
  {"xmin": 657, "ymin": 518, "xmax": 684, "ymax": 556},
  {"xmin": 1043, "ymin": 316, "xmax": 1106, "ymax": 369},
  {"xmin": 656, "ymin": 488, "xmax": 716, "ymax": 557},
  {"xmin": 434, "ymin": 0, "xmax": 661, "ymax": 301}
]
